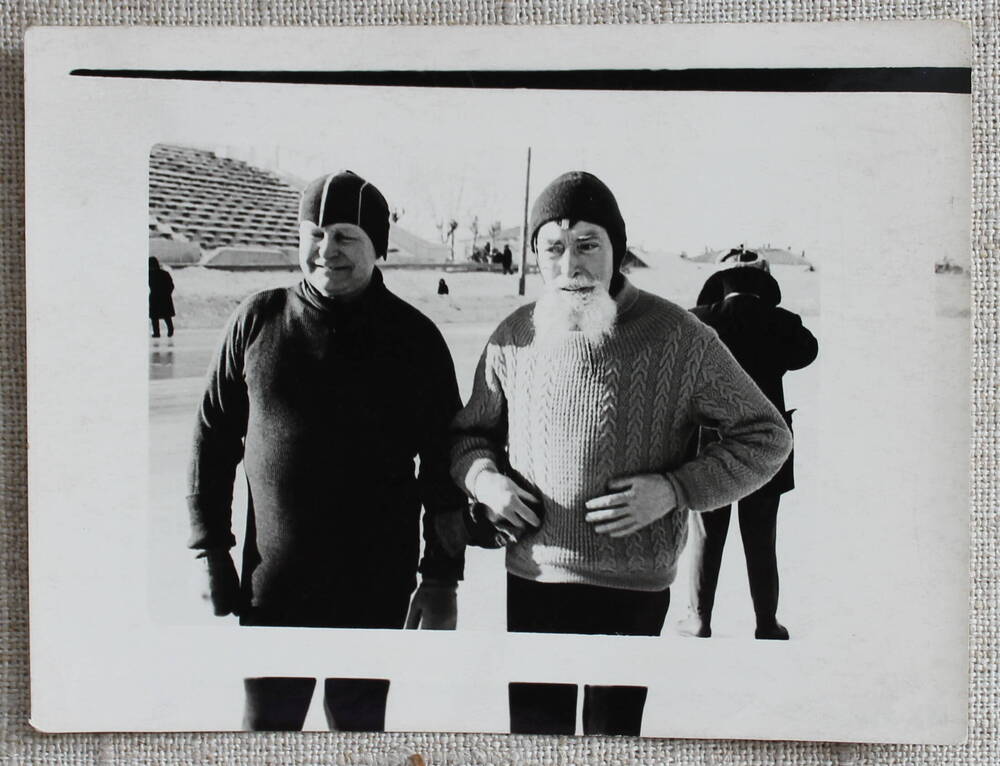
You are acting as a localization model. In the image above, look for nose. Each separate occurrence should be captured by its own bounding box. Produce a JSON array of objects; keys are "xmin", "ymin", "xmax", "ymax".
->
[
  {"xmin": 316, "ymin": 236, "xmax": 339, "ymax": 262},
  {"xmin": 564, "ymin": 247, "xmax": 585, "ymax": 278}
]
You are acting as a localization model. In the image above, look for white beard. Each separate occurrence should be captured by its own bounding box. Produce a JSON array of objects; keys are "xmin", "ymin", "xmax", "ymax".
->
[{"xmin": 532, "ymin": 280, "xmax": 618, "ymax": 345}]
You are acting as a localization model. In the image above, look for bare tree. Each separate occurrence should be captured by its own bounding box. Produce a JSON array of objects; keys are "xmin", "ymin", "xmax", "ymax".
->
[
  {"xmin": 447, "ymin": 219, "xmax": 458, "ymax": 261},
  {"xmin": 488, "ymin": 220, "xmax": 503, "ymax": 248},
  {"xmin": 469, "ymin": 215, "xmax": 479, "ymax": 256}
]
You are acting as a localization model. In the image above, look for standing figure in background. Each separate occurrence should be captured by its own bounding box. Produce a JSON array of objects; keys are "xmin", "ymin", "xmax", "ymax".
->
[
  {"xmin": 680, "ymin": 262, "xmax": 818, "ymax": 640},
  {"xmin": 437, "ymin": 278, "xmax": 450, "ymax": 295},
  {"xmin": 148, "ymin": 256, "xmax": 175, "ymax": 338},
  {"xmin": 501, "ymin": 244, "xmax": 514, "ymax": 274}
]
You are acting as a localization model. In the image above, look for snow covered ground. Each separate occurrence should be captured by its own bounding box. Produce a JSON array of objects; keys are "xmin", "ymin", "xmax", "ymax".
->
[{"xmin": 146, "ymin": 259, "xmax": 968, "ymax": 734}]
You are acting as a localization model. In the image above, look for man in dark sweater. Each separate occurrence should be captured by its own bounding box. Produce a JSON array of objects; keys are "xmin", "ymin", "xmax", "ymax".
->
[
  {"xmin": 187, "ymin": 170, "xmax": 466, "ymax": 731},
  {"xmin": 681, "ymin": 261, "xmax": 818, "ymax": 640}
]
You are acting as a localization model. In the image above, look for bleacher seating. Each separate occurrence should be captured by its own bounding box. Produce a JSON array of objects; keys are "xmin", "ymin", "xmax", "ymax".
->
[{"xmin": 148, "ymin": 144, "xmax": 301, "ymax": 255}]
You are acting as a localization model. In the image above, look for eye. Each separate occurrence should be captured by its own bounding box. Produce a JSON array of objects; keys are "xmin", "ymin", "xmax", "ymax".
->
[{"xmin": 545, "ymin": 243, "xmax": 564, "ymax": 256}]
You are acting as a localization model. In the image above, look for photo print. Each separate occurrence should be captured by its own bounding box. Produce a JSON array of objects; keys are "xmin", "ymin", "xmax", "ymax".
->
[{"xmin": 26, "ymin": 23, "xmax": 971, "ymax": 741}]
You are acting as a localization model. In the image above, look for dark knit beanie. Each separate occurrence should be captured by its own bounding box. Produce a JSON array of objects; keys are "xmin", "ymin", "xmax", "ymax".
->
[
  {"xmin": 299, "ymin": 170, "xmax": 391, "ymax": 259},
  {"xmin": 696, "ymin": 265, "xmax": 782, "ymax": 307},
  {"xmin": 529, "ymin": 171, "xmax": 628, "ymax": 271}
]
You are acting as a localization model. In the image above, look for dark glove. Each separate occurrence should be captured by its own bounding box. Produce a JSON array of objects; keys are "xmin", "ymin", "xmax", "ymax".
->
[
  {"xmin": 404, "ymin": 579, "xmax": 458, "ymax": 630},
  {"xmin": 464, "ymin": 502, "xmax": 516, "ymax": 548},
  {"xmin": 196, "ymin": 549, "xmax": 241, "ymax": 617},
  {"xmin": 463, "ymin": 489, "xmax": 546, "ymax": 549}
]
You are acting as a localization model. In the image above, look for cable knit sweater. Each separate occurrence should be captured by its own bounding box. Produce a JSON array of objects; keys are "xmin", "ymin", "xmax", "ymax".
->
[{"xmin": 451, "ymin": 279, "xmax": 792, "ymax": 591}]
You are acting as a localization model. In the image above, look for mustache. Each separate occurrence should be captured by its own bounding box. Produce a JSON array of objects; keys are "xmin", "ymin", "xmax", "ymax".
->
[{"xmin": 550, "ymin": 278, "xmax": 602, "ymax": 292}]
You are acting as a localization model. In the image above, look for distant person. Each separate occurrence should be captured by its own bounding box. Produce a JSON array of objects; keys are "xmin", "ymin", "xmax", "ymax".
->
[
  {"xmin": 148, "ymin": 256, "xmax": 175, "ymax": 338},
  {"xmin": 680, "ymin": 263, "xmax": 818, "ymax": 640},
  {"xmin": 437, "ymin": 278, "xmax": 450, "ymax": 295},
  {"xmin": 502, "ymin": 244, "xmax": 514, "ymax": 274},
  {"xmin": 451, "ymin": 171, "xmax": 791, "ymax": 736},
  {"xmin": 187, "ymin": 170, "xmax": 466, "ymax": 731}
]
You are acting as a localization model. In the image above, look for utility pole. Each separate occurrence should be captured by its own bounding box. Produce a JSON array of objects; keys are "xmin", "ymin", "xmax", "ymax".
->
[{"xmin": 518, "ymin": 147, "xmax": 532, "ymax": 296}]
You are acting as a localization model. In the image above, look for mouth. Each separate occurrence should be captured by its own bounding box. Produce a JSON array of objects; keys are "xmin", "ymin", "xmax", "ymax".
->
[{"xmin": 560, "ymin": 285, "xmax": 595, "ymax": 293}]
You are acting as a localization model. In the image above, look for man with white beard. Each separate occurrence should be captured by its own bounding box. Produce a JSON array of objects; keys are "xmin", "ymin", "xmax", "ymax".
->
[{"xmin": 451, "ymin": 171, "xmax": 793, "ymax": 736}]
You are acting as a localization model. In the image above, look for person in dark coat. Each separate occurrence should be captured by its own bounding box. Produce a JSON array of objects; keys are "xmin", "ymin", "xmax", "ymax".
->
[
  {"xmin": 187, "ymin": 170, "xmax": 467, "ymax": 731},
  {"xmin": 148, "ymin": 257, "xmax": 175, "ymax": 337},
  {"xmin": 437, "ymin": 278, "xmax": 450, "ymax": 295},
  {"xmin": 680, "ymin": 262, "xmax": 818, "ymax": 640},
  {"xmin": 501, "ymin": 244, "xmax": 514, "ymax": 274}
]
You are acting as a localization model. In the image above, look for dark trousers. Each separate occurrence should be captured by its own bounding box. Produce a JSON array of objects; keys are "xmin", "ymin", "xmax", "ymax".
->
[
  {"xmin": 243, "ymin": 677, "xmax": 391, "ymax": 731},
  {"xmin": 151, "ymin": 317, "xmax": 173, "ymax": 337},
  {"xmin": 687, "ymin": 492, "xmax": 781, "ymax": 629},
  {"xmin": 241, "ymin": 587, "xmax": 411, "ymax": 731},
  {"xmin": 506, "ymin": 573, "xmax": 670, "ymax": 736}
]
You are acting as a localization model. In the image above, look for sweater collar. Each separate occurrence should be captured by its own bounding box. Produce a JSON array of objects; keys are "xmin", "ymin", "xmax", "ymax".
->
[
  {"xmin": 613, "ymin": 276, "xmax": 641, "ymax": 319},
  {"xmin": 296, "ymin": 266, "xmax": 387, "ymax": 316}
]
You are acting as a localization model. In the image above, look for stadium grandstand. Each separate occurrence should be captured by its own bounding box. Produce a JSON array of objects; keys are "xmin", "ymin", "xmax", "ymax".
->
[
  {"xmin": 148, "ymin": 144, "xmax": 453, "ymax": 270},
  {"xmin": 149, "ymin": 144, "xmax": 300, "ymax": 267}
]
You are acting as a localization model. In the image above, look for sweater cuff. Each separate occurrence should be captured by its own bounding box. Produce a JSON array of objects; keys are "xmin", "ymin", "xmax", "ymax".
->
[
  {"xmin": 664, "ymin": 472, "xmax": 690, "ymax": 511},
  {"xmin": 186, "ymin": 494, "xmax": 237, "ymax": 550},
  {"xmin": 418, "ymin": 551, "xmax": 465, "ymax": 582},
  {"xmin": 461, "ymin": 455, "xmax": 500, "ymax": 498}
]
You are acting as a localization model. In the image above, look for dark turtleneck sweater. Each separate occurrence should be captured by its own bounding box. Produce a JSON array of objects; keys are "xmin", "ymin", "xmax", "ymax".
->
[{"xmin": 187, "ymin": 268, "xmax": 465, "ymax": 626}]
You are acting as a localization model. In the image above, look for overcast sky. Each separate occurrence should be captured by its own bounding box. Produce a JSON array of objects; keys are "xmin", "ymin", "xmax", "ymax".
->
[{"xmin": 160, "ymin": 82, "xmax": 966, "ymax": 263}]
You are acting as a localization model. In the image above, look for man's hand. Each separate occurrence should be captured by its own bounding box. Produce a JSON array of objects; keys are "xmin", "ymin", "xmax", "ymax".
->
[
  {"xmin": 404, "ymin": 579, "xmax": 458, "ymax": 630},
  {"xmin": 196, "ymin": 549, "xmax": 241, "ymax": 617},
  {"xmin": 584, "ymin": 474, "xmax": 678, "ymax": 538},
  {"xmin": 473, "ymin": 470, "xmax": 541, "ymax": 540}
]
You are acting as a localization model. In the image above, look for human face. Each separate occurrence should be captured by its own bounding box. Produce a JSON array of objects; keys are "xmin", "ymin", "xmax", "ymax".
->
[
  {"xmin": 535, "ymin": 220, "xmax": 614, "ymax": 292},
  {"xmin": 298, "ymin": 221, "xmax": 377, "ymax": 299}
]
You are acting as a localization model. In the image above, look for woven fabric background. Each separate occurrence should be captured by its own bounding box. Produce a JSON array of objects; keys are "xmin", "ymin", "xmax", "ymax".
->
[{"xmin": 2, "ymin": 3, "xmax": 996, "ymax": 765}]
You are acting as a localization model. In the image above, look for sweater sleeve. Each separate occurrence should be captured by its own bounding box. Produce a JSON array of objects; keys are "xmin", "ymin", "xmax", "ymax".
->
[
  {"xmin": 671, "ymin": 333, "xmax": 793, "ymax": 511},
  {"xmin": 450, "ymin": 338, "xmax": 509, "ymax": 497},
  {"xmin": 186, "ymin": 309, "xmax": 250, "ymax": 551},
  {"xmin": 415, "ymin": 323, "xmax": 467, "ymax": 582}
]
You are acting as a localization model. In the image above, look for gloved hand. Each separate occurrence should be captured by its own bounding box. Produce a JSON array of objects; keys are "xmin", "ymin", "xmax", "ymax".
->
[
  {"xmin": 404, "ymin": 579, "xmax": 458, "ymax": 630},
  {"xmin": 196, "ymin": 549, "xmax": 242, "ymax": 617}
]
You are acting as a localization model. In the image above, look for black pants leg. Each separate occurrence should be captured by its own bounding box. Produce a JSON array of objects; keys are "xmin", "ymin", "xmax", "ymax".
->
[
  {"xmin": 164, "ymin": 317, "xmax": 174, "ymax": 337},
  {"xmin": 506, "ymin": 574, "xmax": 669, "ymax": 736},
  {"xmin": 508, "ymin": 683, "xmax": 578, "ymax": 735},
  {"xmin": 687, "ymin": 506, "xmax": 733, "ymax": 628},
  {"xmin": 737, "ymin": 493, "xmax": 781, "ymax": 629},
  {"xmin": 243, "ymin": 677, "xmax": 316, "ymax": 731},
  {"xmin": 150, "ymin": 318, "xmax": 160, "ymax": 337},
  {"xmin": 323, "ymin": 678, "xmax": 391, "ymax": 732},
  {"xmin": 582, "ymin": 685, "xmax": 649, "ymax": 736}
]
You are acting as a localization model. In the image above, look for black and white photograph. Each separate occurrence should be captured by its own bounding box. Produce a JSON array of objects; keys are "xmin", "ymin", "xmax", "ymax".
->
[{"xmin": 26, "ymin": 23, "xmax": 971, "ymax": 741}]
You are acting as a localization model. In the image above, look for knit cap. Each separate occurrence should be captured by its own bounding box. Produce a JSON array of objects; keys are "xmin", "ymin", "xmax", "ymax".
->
[
  {"xmin": 696, "ymin": 264, "xmax": 783, "ymax": 307},
  {"xmin": 529, "ymin": 171, "xmax": 628, "ymax": 271},
  {"xmin": 299, "ymin": 170, "xmax": 391, "ymax": 259}
]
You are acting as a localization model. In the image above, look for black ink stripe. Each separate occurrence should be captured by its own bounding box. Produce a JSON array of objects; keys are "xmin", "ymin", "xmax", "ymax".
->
[{"xmin": 70, "ymin": 67, "xmax": 970, "ymax": 94}]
